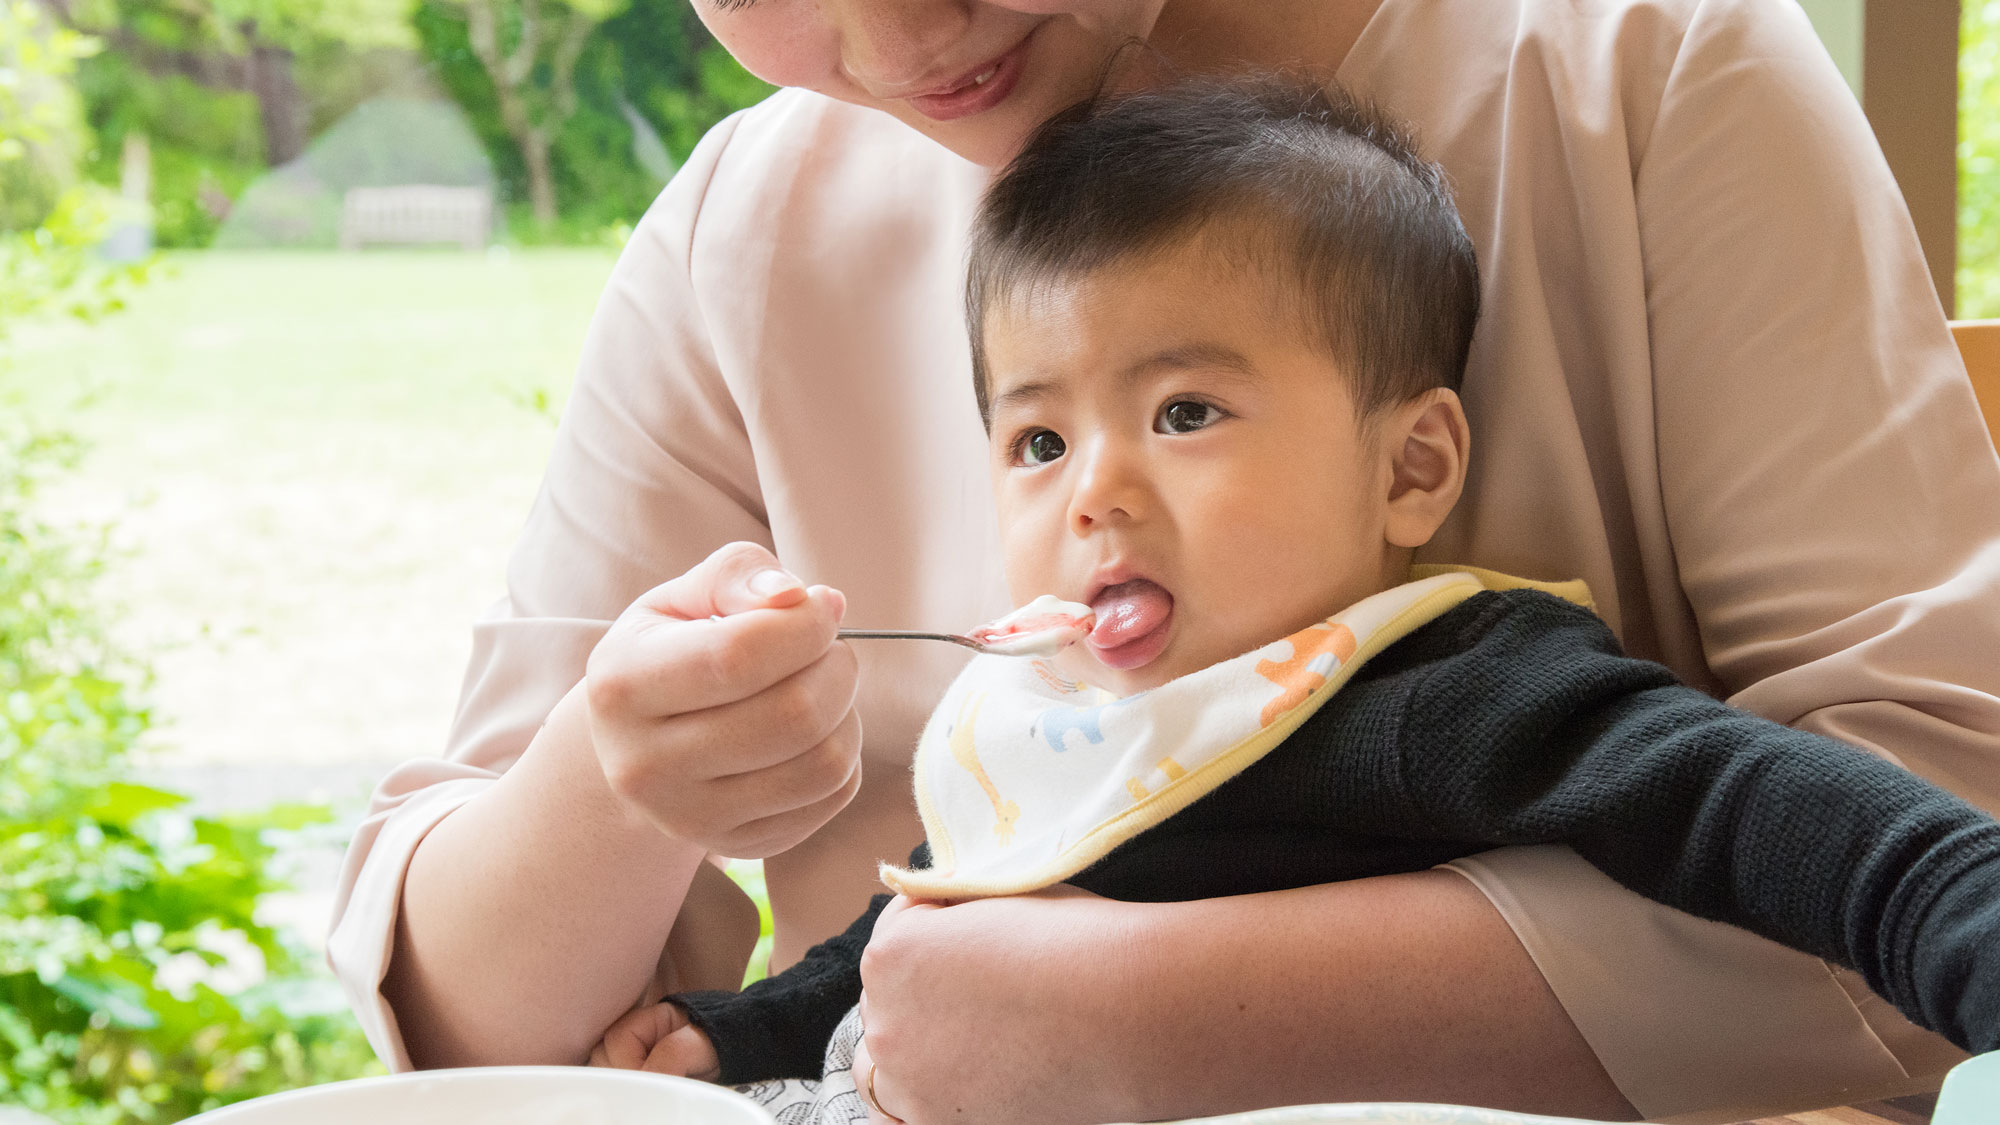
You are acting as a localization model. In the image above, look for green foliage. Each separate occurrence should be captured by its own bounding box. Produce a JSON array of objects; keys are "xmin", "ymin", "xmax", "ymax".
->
[
  {"xmin": 77, "ymin": 51, "xmax": 267, "ymax": 248},
  {"xmin": 65, "ymin": 0, "xmax": 419, "ymax": 248},
  {"xmin": 0, "ymin": 1, "xmax": 96, "ymax": 140},
  {"xmin": 4, "ymin": 9, "xmax": 382, "ymax": 1119},
  {"xmin": 0, "ymin": 0, "xmax": 144, "ymax": 323},
  {"xmin": 723, "ymin": 861, "xmax": 773, "ymax": 988},
  {"xmin": 0, "ymin": 0, "xmax": 99, "ymax": 232},
  {"xmin": 592, "ymin": 0, "xmax": 774, "ymax": 165},
  {"xmin": 0, "ymin": 187, "xmax": 147, "ymax": 333},
  {"xmin": 414, "ymin": 0, "xmax": 772, "ymax": 239},
  {"xmin": 62, "ymin": 0, "xmax": 416, "ymax": 57},
  {"xmin": 1964, "ymin": 0, "xmax": 2000, "ymax": 318},
  {"xmin": 56, "ymin": 0, "xmax": 771, "ymax": 246},
  {"xmin": 644, "ymin": 41, "xmax": 778, "ymax": 165},
  {"xmin": 0, "ymin": 404, "xmax": 385, "ymax": 1123}
]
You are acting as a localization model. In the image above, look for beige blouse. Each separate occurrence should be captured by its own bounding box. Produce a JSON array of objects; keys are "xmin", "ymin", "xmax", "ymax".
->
[{"xmin": 329, "ymin": 0, "xmax": 2000, "ymax": 1118}]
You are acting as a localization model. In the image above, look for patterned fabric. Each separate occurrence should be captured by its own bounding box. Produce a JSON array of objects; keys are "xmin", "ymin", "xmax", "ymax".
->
[
  {"xmin": 713, "ymin": 572, "xmax": 1599, "ymax": 1112},
  {"xmin": 732, "ymin": 1007, "xmax": 870, "ymax": 1125},
  {"xmin": 885, "ymin": 569, "xmax": 1591, "ymax": 900}
]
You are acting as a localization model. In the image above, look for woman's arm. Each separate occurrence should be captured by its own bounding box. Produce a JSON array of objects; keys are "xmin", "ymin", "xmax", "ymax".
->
[
  {"xmin": 368, "ymin": 546, "xmax": 860, "ymax": 1069},
  {"xmin": 1491, "ymin": 0, "xmax": 2000, "ymax": 1104},
  {"xmin": 330, "ymin": 110, "xmax": 867, "ymax": 1070},
  {"xmin": 381, "ymin": 685, "xmax": 709, "ymax": 1068},
  {"xmin": 858, "ymin": 874, "xmax": 1635, "ymax": 1125},
  {"xmin": 1349, "ymin": 592, "xmax": 2000, "ymax": 1053}
]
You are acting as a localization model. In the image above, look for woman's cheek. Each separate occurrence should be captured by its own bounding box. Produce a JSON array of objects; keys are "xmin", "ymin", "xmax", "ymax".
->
[
  {"xmin": 698, "ymin": 11, "xmax": 841, "ymax": 91},
  {"xmin": 985, "ymin": 0, "xmax": 1164, "ymax": 35}
]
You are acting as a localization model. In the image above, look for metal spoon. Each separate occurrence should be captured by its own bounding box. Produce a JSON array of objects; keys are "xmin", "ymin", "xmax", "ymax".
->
[
  {"xmin": 706, "ymin": 607, "xmax": 1098, "ymax": 656},
  {"xmin": 836, "ymin": 629, "xmax": 996, "ymax": 653},
  {"xmin": 709, "ymin": 614, "xmax": 1006, "ymax": 653}
]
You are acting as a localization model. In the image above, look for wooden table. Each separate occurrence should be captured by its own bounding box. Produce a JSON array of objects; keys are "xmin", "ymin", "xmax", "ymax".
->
[{"xmin": 1742, "ymin": 1092, "xmax": 1937, "ymax": 1124}]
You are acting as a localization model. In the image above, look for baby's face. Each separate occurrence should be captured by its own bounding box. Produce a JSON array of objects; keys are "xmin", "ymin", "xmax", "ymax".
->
[{"xmin": 982, "ymin": 240, "xmax": 1408, "ymax": 694}]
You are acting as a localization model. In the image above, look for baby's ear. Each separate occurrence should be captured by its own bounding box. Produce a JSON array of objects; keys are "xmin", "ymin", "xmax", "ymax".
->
[{"xmin": 1383, "ymin": 389, "xmax": 1470, "ymax": 549}]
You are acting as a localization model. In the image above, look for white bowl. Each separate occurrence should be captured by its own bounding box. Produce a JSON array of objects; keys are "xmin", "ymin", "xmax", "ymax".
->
[
  {"xmin": 179, "ymin": 1067, "xmax": 774, "ymax": 1125},
  {"xmin": 1148, "ymin": 1104, "xmax": 1615, "ymax": 1125}
]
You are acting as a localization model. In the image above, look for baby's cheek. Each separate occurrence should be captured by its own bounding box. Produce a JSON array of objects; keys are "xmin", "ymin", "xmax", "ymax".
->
[
  {"xmin": 1047, "ymin": 648, "xmax": 1094, "ymax": 691},
  {"xmin": 995, "ymin": 522, "xmax": 1053, "ymax": 604},
  {"xmin": 998, "ymin": 562, "xmax": 1041, "ymax": 611}
]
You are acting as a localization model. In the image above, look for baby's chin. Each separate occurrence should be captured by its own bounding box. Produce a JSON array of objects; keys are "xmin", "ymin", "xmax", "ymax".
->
[{"xmin": 1057, "ymin": 645, "xmax": 1207, "ymax": 697}]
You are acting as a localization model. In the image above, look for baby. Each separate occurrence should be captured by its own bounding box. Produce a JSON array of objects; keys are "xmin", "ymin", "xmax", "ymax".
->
[{"xmin": 595, "ymin": 74, "xmax": 2000, "ymax": 1119}]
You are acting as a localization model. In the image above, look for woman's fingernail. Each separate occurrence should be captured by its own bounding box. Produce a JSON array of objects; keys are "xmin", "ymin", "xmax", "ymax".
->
[{"xmin": 750, "ymin": 568, "xmax": 802, "ymax": 598}]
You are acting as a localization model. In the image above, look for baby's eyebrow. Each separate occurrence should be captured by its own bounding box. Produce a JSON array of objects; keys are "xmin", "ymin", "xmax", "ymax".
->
[
  {"xmin": 988, "ymin": 342, "xmax": 1263, "ymax": 417},
  {"xmin": 1119, "ymin": 343, "xmax": 1260, "ymax": 387},
  {"xmin": 988, "ymin": 379, "xmax": 1064, "ymax": 415}
]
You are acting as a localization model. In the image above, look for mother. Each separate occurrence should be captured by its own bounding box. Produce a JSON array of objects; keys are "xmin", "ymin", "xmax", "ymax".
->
[{"xmin": 329, "ymin": 1, "xmax": 2000, "ymax": 1121}]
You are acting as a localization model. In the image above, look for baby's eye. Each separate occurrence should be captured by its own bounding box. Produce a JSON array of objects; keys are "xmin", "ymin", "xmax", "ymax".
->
[
  {"xmin": 1018, "ymin": 429, "xmax": 1067, "ymax": 465},
  {"xmin": 1157, "ymin": 400, "xmax": 1220, "ymax": 434}
]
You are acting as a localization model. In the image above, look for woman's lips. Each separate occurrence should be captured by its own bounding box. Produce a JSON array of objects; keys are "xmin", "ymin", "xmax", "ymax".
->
[
  {"xmin": 905, "ymin": 28, "xmax": 1034, "ymax": 122},
  {"xmin": 1086, "ymin": 579, "xmax": 1174, "ymax": 671}
]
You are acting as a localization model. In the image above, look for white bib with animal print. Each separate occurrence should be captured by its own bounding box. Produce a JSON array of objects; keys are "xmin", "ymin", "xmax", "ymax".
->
[{"xmin": 881, "ymin": 567, "xmax": 1592, "ymax": 900}]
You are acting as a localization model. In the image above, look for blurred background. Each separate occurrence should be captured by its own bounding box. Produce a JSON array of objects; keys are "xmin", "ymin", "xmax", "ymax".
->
[{"xmin": 0, "ymin": 0, "xmax": 1994, "ymax": 1120}]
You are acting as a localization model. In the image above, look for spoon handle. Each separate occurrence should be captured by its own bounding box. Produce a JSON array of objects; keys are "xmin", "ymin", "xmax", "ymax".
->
[{"xmin": 837, "ymin": 629, "xmax": 986, "ymax": 651}]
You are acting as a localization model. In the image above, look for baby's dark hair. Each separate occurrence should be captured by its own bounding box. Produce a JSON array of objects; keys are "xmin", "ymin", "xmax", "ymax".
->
[{"xmin": 967, "ymin": 73, "xmax": 1479, "ymax": 424}]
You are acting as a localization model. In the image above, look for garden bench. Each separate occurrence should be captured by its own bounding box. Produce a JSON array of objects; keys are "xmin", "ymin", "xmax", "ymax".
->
[{"xmin": 339, "ymin": 185, "xmax": 493, "ymax": 251}]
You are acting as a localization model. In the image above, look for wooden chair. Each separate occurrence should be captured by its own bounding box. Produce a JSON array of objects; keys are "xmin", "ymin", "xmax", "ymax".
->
[{"xmin": 1948, "ymin": 319, "xmax": 2000, "ymax": 449}]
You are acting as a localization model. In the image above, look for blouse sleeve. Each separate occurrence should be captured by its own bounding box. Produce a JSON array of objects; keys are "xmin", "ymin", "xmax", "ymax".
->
[
  {"xmin": 1639, "ymin": 2, "xmax": 2000, "ymax": 786},
  {"xmin": 1457, "ymin": 0, "xmax": 2000, "ymax": 1117},
  {"xmin": 326, "ymin": 110, "xmax": 771, "ymax": 1069}
]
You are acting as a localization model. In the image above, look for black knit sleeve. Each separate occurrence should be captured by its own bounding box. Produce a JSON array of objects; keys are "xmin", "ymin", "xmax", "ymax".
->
[
  {"xmin": 1329, "ymin": 590, "xmax": 2000, "ymax": 1053},
  {"xmin": 672, "ymin": 892, "xmax": 888, "ymax": 1084},
  {"xmin": 666, "ymin": 843, "xmax": 930, "ymax": 1085}
]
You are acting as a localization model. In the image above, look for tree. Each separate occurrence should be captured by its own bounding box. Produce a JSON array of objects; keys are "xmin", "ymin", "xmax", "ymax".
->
[
  {"xmin": 416, "ymin": 0, "xmax": 771, "ymax": 239},
  {"xmin": 40, "ymin": 0, "xmax": 413, "ymax": 171},
  {"xmin": 437, "ymin": 0, "xmax": 628, "ymax": 230}
]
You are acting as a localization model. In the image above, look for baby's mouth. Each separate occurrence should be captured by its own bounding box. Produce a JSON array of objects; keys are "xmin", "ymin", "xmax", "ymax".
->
[{"xmin": 1086, "ymin": 579, "xmax": 1174, "ymax": 671}]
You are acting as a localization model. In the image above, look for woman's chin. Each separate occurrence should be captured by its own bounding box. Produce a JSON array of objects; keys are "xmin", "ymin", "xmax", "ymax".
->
[
  {"xmin": 872, "ymin": 98, "xmax": 1050, "ymax": 166},
  {"xmin": 871, "ymin": 23, "xmax": 1130, "ymax": 166}
]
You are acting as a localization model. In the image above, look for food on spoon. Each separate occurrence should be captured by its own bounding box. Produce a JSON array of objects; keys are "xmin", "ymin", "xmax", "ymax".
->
[{"xmin": 968, "ymin": 595, "xmax": 1097, "ymax": 657}]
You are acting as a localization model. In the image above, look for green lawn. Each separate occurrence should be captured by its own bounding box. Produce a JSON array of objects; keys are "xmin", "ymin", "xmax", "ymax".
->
[{"xmin": 9, "ymin": 249, "xmax": 617, "ymax": 779}]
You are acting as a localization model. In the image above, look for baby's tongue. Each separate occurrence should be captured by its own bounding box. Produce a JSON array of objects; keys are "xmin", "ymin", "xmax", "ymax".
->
[{"xmin": 1089, "ymin": 580, "xmax": 1173, "ymax": 647}]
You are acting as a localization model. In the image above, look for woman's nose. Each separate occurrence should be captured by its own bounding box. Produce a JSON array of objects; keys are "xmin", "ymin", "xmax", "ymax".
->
[
  {"xmin": 827, "ymin": 0, "xmax": 975, "ymax": 93},
  {"xmin": 1067, "ymin": 442, "xmax": 1149, "ymax": 534}
]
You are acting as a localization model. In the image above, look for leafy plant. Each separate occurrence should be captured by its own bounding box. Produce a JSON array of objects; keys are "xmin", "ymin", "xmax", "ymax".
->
[
  {"xmin": 0, "ymin": 678, "xmax": 385, "ymax": 1121},
  {"xmin": 0, "ymin": 0, "xmax": 95, "ymax": 234},
  {"xmin": 0, "ymin": 249, "xmax": 382, "ymax": 1125},
  {"xmin": 0, "ymin": 0, "xmax": 148, "ymax": 326},
  {"xmin": 3, "ymin": 6, "xmax": 382, "ymax": 1119}
]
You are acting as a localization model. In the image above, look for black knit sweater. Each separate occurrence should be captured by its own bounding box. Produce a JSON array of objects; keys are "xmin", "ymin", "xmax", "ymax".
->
[{"xmin": 675, "ymin": 588, "xmax": 2000, "ymax": 1083}]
